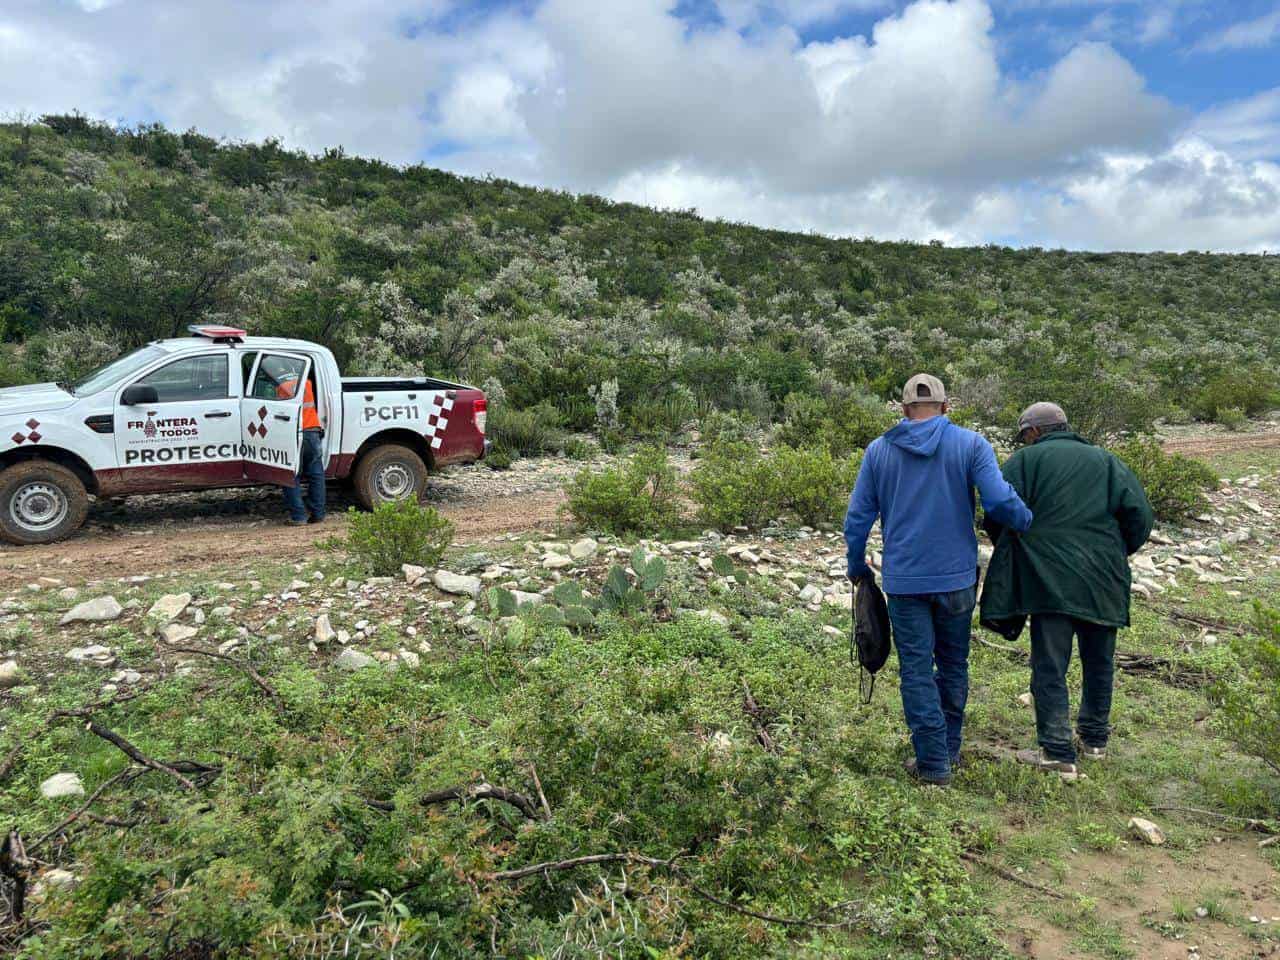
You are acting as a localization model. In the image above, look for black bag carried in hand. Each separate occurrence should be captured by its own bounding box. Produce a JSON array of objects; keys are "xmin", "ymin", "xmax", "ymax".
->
[{"xmin": 851, "ymin": 574, "xmax": 892, "ymax": 703}]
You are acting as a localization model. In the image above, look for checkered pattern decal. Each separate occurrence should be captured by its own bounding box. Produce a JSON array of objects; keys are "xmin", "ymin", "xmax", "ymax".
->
[
  {"xmin": 246, "ymin": 406, "xmax": 270, "ymax": 439},
  {"xmin": 11, "ymin": 418, "xmax": 41, "ymax": 445},
  {"xmin": 425, "ymin": 393, "xmax": 454, "ymax": 450}
]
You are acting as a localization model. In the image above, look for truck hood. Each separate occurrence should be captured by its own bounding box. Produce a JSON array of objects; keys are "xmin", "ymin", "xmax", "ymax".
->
[{"xmin": 0, "ymin": 383, "xmax": 79, "ymax": 418}]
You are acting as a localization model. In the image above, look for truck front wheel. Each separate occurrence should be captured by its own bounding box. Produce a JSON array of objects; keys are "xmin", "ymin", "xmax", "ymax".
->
[
  {"xmin": 352, "ymin": 444, "xmax": 429, "ymax": 510},
  {"xmin": 0, "ymin": 461, "xmax": 91, "ymax": 545}
]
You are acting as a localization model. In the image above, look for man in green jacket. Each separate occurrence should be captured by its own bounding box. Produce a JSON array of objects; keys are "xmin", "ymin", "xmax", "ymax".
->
[{"xmin": 980, "ymin": 402, "xmax": 1155, "ymax": 779}]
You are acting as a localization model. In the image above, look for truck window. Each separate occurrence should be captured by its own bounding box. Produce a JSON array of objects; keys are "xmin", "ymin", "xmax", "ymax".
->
[
  {"xmin": 72, "ymin": 345, "xmax": 166, "ymax": 396},
  {"xmin": 133, "ymin": 355, "xmax": 230, "ymax": 403},
  {"xmin": 250, "ymin": 355, "xmax": 308, "ymax": 401}
]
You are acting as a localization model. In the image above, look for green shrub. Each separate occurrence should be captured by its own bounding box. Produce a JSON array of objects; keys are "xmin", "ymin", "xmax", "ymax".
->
[
  {"xmin": 564, "ymin": 445, "xmax": 682, "ymax": 535},
  {"xmin": 339, "ymin": 500, "xmax": 454, "ymax": 575},
  {"xmin": 691, "ymin": 443, "xmax": 862, "ymax": 530},
  {"xmin": 774, "ymin": 392, "xmax": 893, "ymax": 456},
  {"xmin": 625, "ymin": 384, "xmax": 699, "ymax": 440},
  {"xmin": 770, "ymin": 445, "xmax": 863, "ymax": 527},
  {"xmin": 1193, "ymin": 368, "xmax": 1278, "ymax": 421},
  {"xmin": 1211, "ymin": 605, "xmax": 1280, "ymax": 780},
  {"xmin": 689, "ymin": 442, "xmax": 777, "ymax": 530},
  {"xmin": 698, "ymin": 409, "xmax": 758, "ymax": 449},
  {"xmin": 487, "ymin": 402, "xmax": 564, "ymax": 460},
  {"xmin": 1111, "ymin": 437, "xmax": 1218, "ymax": 523},
  {"xmin": 1218, "ymin": 406, "xmax": 1247, "ymax": 431},
  {"xmin": 563, "ymin": 436, "xmax": 596, "ymax": 460}
]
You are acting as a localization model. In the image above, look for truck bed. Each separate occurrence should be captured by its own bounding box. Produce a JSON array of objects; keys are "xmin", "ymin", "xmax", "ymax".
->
[{"xmin": 341, "ymin": 376, "xmax": 470, "ymax": 393}]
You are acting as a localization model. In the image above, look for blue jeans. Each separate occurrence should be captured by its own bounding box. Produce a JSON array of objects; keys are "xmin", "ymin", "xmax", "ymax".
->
[
  {"xmin": 283, "ymin": 430, "xmax": 327, "ymax": 522},
  {"xmin": 1029, "ymin": 614, "xmax": 1116, "ymax": 763},
  {"xmin": 886, "ymin": 585, "xmax": 977, "ymax": 779}
]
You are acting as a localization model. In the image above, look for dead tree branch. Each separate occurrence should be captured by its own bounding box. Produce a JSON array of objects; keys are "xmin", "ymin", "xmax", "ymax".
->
[
  {"xmin": 29, "ymin": 767, "xmax": 140, "ymax": 853},
  {"xmin": 487, "ymin": 851, "xmax": 867, "ymax": 928},
  {"xmin": 959, "ymin": 851, "xmax": 1067, "ymax": 900},
  {"xmin": 526, "ymin": 763, "xmax": 552, "ymax": 820},
  {"xmin": 420, "ymin": 782, "xmax": 540, "ymax": 821},
  {"xmin": 166, "ymin": 646, "xmax": 285, "ymax": 714},
  {"xmin": 0, "ymin": 685, "xmax": 152, "ymax": 783},
  {"xmin": 1153, "ymin": 805, "xmax": 1279, "ymax": 835},
  {"xmin": 0, "ymin": 830, "xmax": 32, "ymax": 921},
  {"xmin": 84, "ymin": 721, "xmax": 197, "ymax": 791},
  {"xmin": 741, "ymin": 680, "xmax": 778, "ymax": 754}
]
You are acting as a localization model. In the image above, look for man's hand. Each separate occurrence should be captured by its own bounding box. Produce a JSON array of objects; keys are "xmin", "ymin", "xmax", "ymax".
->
[{"xmin": 847, "ymin": 562, "xmax": 872, "ymax": 584}]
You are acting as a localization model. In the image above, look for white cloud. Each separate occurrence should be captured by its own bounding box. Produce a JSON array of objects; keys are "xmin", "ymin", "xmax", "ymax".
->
[
  {"xmin": 1194, "ymin": 87, "xmax": 1280, "ymax": 161},
  {"xmin": 1035, "ymin": 138, "xmax": 1280, "ymax": 251},
  {"xmin": 1197, "ymin": 8, "xmax": 1280, "ymax": 52}
]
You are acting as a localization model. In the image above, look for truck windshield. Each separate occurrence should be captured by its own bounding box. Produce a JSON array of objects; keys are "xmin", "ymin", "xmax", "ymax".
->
[{"xmin": 71, "ymin": 346, "xmax": 167, "ymax": 397}]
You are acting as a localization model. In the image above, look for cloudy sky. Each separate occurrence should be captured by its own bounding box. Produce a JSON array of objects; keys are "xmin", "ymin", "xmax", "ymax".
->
[{"xmin": 3, "ymin": 0, "xmax": 1279, "ymax": 251}]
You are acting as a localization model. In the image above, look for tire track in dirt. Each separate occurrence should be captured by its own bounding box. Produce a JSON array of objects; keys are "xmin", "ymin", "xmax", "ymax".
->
[{"xmin": 0, "ymin": 489, "xmax": 566, "ymax": 589}]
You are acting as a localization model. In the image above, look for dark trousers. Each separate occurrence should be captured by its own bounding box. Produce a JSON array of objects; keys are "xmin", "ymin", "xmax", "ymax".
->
[
  {"xmin": 886, "ymin": 585, "xmax": 977, "ymax": 779},
  {"xmin": 283, "ymin": 429, "xmax": 327, "ymax": 522},
  {"xmin": 1029, "ymin": 614, "xmax": 1117, "ymax": 763}
]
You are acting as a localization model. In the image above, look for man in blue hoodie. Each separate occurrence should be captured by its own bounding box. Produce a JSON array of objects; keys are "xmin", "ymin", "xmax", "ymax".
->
[{"xmin": 844, "ymin": 374, "xmax": 1033, "ymax": 786}]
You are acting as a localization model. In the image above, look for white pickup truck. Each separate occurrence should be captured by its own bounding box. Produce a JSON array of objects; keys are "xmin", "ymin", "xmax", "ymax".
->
[{"xmin": 0, "ymin": 326, "xmax": 489, "ymax": 544}]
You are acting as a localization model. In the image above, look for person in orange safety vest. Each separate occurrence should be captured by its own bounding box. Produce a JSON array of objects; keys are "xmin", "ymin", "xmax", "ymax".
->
[{"xmin": 277, "ymin": 375, "xmax": 326, "ymax": 525}]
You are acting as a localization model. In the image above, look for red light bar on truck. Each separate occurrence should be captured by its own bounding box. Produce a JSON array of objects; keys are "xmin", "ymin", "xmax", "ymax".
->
[{"xmin": 188, "ymin": 325, "xmax": 246, "ymax": 343}]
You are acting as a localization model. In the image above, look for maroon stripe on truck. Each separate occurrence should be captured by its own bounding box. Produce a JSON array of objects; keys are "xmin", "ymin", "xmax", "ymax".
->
[
  {"xmin": 96, "ymin": 462, "xmax": 246, "ymax": 497},
  {"xmin": 433, "ymin": 389, "xmax": 487, "ymax": 466}
]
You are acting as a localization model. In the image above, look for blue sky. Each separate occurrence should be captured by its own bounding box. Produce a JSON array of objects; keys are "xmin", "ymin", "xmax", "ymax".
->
[{"xmin": 1, "ymin": 0, "xmax": 1278, "ymax": 250}]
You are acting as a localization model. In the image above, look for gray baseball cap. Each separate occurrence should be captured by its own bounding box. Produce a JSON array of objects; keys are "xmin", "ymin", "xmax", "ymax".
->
[
  {"xmin": 1018, "ymin": 401, "xmax": 1068, "ymax": 434},
  {"xmin": 902, "ymin": 373, "xmax": 947, "ymax": 405}
]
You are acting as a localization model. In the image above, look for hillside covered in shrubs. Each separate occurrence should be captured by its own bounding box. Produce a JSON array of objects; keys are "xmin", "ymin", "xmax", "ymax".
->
[{"xmin": 2, "ymin": 114, "xmax": 1278, "ymax": 453}]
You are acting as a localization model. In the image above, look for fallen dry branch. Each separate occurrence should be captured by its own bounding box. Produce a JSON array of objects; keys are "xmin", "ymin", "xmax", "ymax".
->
[
  {"xmin": 166, "ymin": 646, "xmax": 285, "ymax": 714},
  {"xmin": 421, "ymin": 782, "xmax": 541, "ymax": 821},
  {"xmin": 84, "ymin": 721, "xmax": 198, "ymax": 791},
  {"xmin": 526, "ymin": 763, "xmax": 552, "ymax": 820},
  {"xmin": 1159, "ymin": 607, "xmax": 1251, "ymax": 638},
  {"xmin": 0, "ymin": 831, "xmax": 32, "ymax": 921},
  {"xmin": 29, "ymin": 767, "xmax": 140, "ymax": 853},
  {"xmin": 0, "ymin": 685, "xmax": 152, "ymax": 783},
  {"xmin": 487, "ymin": 851, "xmax": 867, "ymax": 929},
  {"xmin": 959, "ymin": 851, "xmax": 1067, "ymax": 901},
  {"xmin": 1153, "ymin": 805, "xmax": 1279, "ymax": 835},
  {"xmin": 741, "ymin": 680, "xmax": 779, "ymax": 754}
]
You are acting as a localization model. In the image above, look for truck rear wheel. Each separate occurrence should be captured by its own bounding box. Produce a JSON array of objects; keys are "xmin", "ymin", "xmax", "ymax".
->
[
  {"xmin": 352, "ymin": 444, "xmax": 429, "ymax": 510},
  {"xmin": 0, "ymin": 461, "xmax": 90, "ymax": 545}
]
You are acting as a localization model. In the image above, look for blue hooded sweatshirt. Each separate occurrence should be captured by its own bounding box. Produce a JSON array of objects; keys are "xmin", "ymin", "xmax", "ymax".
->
[{"xmin": 844, "ymin": 416, "xmax": 1032, "ymax": 595}]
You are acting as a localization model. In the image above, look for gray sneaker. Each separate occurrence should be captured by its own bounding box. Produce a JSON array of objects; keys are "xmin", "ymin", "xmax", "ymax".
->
[
  {"xmin": 1015, "ymin": 748, "xmax": 1086, "ymax": 782},
  {"xmin": 1076, "ymin": 741, "xmax": 1107, "ymax": 761}
]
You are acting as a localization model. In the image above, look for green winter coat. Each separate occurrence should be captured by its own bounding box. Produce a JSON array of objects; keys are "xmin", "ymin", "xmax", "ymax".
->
[{"xmin": 979, "ymin": 431, "xmax": 1155, "ymax": 636}]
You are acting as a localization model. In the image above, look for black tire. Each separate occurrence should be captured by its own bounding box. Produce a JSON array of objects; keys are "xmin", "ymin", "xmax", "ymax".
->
[
  {"xmin": 0, "ymin": 460, "xmax": 90, "ymax": 545},
  {"xmin": 351, "ymin": 444, "xmax": 429, "ymax": 510}
]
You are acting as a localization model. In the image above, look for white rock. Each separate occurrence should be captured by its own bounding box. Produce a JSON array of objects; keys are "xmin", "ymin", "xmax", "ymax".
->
[
  {"xmin": 60, "ymin": 596, "xmax": 123, "ymax": 626},
  {"xmin": 708, "ymin": 730, "xmax": 734, "ymax": 755},
  {"xmin": 160, "ymin": 623, "xmax": 199, "ymax": 646},
  {"xmin": 1017, "ymin": 692, "xmax": 1033, "ymax": 707},
  {"xmin": 0, "ymin": 660, "xmax": 23, "ymax": 688},
  {"xmin": 65, "ymin": 644, "xmax": 117, "ymax": 667},
  {"xmin": 210, "ymin": 606, "xmax": 234, "ymax": 620},
  {"xmin": 693, "ymin": 609, "xmax": 729, "ymax": 627},
  {"xmin": 402, "ymin": 564, "xmax": 428, "ymax": 585},
  {"xmin": 510, "ymin": 590, "xmax": 545, "ymax": 608},
  {"xmin": 1127, "ymin": 817, "xmax": 1165, "ymax": 845},
  {"xmin": 108, "ymin": 669, "xmax": 143, "ymax": 685},
  {"xmin": 40, "ymin": 772, "xmax": 85, "ymax": 799},
  {"xmin": 569, "ymin": 538, "xmax": 599, "ymax": 560},
  {"xmin": 287, "ymin": 579, "xmax": 308, "ymax": 592},
  {"xmin": 542, "ymin": 554, "xmax": 573, "ymax": 570},
  {"xmin": 335, "ymin": 649, "xmax": 375, "ymax": 671},
  {"xmin": 798, "ymin": 584, "xmax": 824, "ymax": 604},
  {"xmin": 57, "ymin": 587, "xmax": 80, "ymax": 602},
  {"xmin": 397, "ymin": 649, "xmax": 421, "ymax": 669},
  {"xmin": 314, "ymin": 614, "xmax": 337, "ymax": 645},
  {"xmin": 433, "ymin": 570, "xmax": 483, "ymax": 597},
  {"xmin": 822, "ymin": 625, "xmax": 843, "ymax": 639},
  {"xmin": 147, "ymin": 592, "xmax": 192, "ymax": 624}
]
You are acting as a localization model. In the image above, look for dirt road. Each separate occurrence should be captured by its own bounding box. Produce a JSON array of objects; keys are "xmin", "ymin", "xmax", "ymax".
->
[
  {"xmin": 1161, "ymin": 431, "xmax": 1280, "ymax": 458},
  {"xmin": 0, "ymin": 486, "xmax": 567, "ymax": 589}
]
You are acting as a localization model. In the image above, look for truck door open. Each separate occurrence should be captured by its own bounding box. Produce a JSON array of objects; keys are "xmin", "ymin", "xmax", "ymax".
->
[{"xmin": 241, "ymin": 352, "xmax": 312, "ymax": 487}]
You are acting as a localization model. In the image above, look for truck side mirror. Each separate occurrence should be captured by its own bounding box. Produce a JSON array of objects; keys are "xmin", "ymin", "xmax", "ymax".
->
[{"xmin": 121, "ymin": 384, "xmax": 160, "ymax": 406}]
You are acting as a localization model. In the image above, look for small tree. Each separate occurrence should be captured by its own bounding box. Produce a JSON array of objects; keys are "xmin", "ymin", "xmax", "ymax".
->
[{"xmin": 1212, "ymin": 605, "xmax": 1280, "ymax": 779}]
